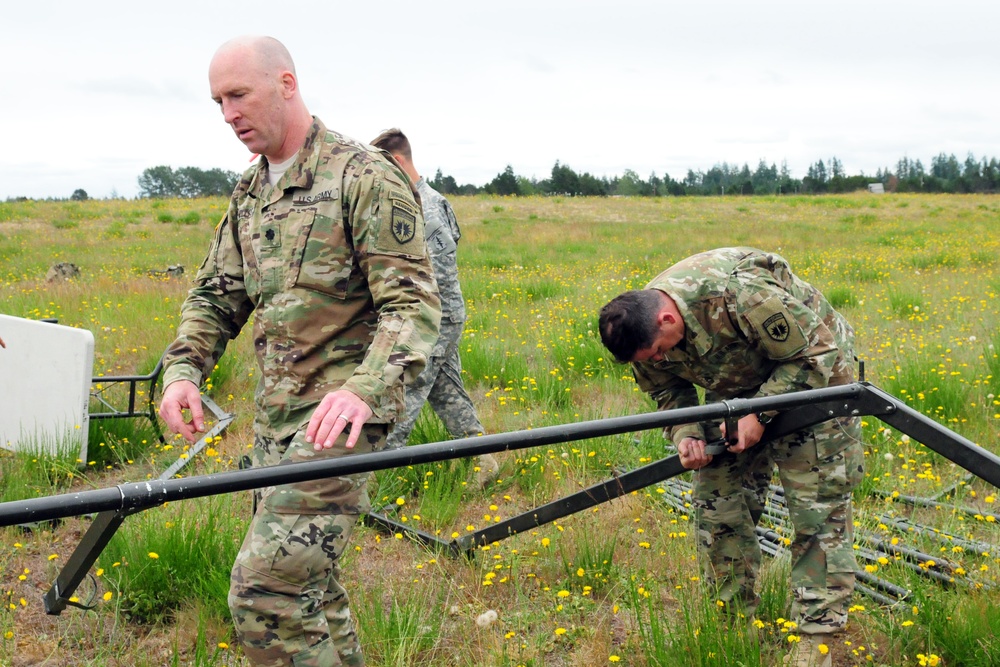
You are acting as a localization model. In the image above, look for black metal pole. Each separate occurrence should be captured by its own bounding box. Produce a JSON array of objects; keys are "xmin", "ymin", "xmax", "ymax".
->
[
  {"xmin": 863, "ymin": 384, "xmax": 1000, "ymax": 490},
  {"xmin": 0, "ymin": 385, "xmax": 865, "ymax": 527}
]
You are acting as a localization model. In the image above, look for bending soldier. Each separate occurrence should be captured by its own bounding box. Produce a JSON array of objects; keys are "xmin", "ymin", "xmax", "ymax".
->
[{"xmin": 599, "ymin": 247, "xmax": 863, "ymax": 667}]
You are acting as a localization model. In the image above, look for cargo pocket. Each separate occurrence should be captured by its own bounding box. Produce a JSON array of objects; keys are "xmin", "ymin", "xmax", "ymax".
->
[{"xmin": 290, "ymin": 210, "xmax": 353, "ymax": 299}]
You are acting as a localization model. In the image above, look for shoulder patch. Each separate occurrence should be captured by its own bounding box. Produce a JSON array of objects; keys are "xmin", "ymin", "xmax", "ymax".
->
[
  {"xmin": 391, "ymin": 202, "xmax": 417, "ymax": 244},
  {"xmin": 744, "ymin": 294, "xmax": 807, "ymax": 359},
  {"xmin": 374, "ymin": 188, "xmax": 424, "ymax": 257}
]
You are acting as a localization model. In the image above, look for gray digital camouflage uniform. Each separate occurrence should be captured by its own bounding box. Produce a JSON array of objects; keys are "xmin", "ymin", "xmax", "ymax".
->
[
  {"xmin": 631, "ymin": 247, "xmax": 863, "ymax": 636},
  {"xmin": 162, "ymin": 118, "xmax": 441, "ymax": 666},
  {"xmin": 384, "ymin": 178, "xmax": 486, "ymax": 447}
]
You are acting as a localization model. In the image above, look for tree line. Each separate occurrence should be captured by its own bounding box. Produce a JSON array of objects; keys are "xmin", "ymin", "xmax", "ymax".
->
[
  {"xmin": 10, "ymin": 152, "xmax": 997, "ymax": 203},
  {"xmin": 137, "ymin": 166, "xmax": 240, "ymax": 198},
  {"xmin": 429, "ymin": 152, "xmax": 1000, "ymax": 197}
]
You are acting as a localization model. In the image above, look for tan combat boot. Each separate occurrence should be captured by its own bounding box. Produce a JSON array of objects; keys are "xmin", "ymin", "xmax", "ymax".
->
[
  {"xmin": 783, "ymin": 633, "xmax": 834, "ymax": 667},
  {"xmin": 476, "ymin": 454, "xmax": 500, "ymax": 488}
]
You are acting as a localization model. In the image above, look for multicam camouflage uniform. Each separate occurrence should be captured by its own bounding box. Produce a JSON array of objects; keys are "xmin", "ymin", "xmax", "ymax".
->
[
  {"xmin": 384, "ymin": 178, "xmax": 485, "ymax": 449},
  {"xmin": 162, "ymin": 118, "xmax": 441, "ymax": 667},
  {"xmin": 631, "ymin": 247, "xmax": 863, "ymax": 636}
]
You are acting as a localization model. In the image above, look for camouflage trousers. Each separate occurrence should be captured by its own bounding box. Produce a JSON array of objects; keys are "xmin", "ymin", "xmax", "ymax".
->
[
  {"xmin": 385, "ymin": 319, "xmax": 484, "ymax": 450},
  {"xmin": 693, "ymin": 415, "xmax": 863, "ymax": 634},
  {"xmin": 229, "ymin": 424, "xmax": 387, "ymax": 666}
]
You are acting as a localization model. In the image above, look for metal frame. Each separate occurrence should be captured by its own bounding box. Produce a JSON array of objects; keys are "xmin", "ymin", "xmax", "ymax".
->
[
  {"xmin": 0, "ymin": 382, "xmax": 996, "ymax": 615},
  {"xmin": 89, "ymin": 356, "xmax": 166, "ymax": 445}
]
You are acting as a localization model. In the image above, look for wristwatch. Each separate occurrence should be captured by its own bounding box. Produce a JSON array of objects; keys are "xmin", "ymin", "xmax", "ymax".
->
[{"xmin": 754, "ymin": 412, "xmax": 773, "ymax": 426}]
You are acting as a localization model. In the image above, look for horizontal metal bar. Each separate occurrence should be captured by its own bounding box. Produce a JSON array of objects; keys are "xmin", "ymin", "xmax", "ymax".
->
[{"xmin": 0, "ymin": 385, "xmax": 866, "ymax": 527}]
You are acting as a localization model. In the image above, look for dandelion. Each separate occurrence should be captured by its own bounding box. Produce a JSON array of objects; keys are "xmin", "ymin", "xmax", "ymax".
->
[
  {"xmin": 476, "ymin": 609, "xmax": 498, "ymax": 627},
  {"xmin": 148, "ymin": 552, "xmax": 159, "ymax": 559},
  {"xmin": 218, "ymin": 642, "xmax": 229, "ymax": 649},
  {"xmin": 554, "ymin": 627, "xmax": 567, "ymax": 636},
  {"xmin": 103, "ymin": 592, "xmax": 113, "ymax": 601}
]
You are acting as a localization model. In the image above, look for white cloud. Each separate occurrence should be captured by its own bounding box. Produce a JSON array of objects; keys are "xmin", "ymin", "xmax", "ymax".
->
[{"xmin": 3, "ymin": 0, "xmax": 1000, "ymax": 199}]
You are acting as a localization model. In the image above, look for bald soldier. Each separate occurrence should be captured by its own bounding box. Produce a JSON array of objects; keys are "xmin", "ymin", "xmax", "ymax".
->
[
  {"xmin": 599, "ymin": 248, "xmax": 863, "ymax": 667},
  {"xmin": 159, "ymin": 36, "xmax": 440, "ymax": 666}
]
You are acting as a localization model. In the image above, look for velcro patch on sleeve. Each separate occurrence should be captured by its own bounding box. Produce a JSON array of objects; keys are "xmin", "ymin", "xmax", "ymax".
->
[
  {"xmin": 375, "ymin": 189, "xmax": 423, "ymax": 256},
  {"xmin": 744, "ymin": 294, "xmax": 808, "ymax": 359}
]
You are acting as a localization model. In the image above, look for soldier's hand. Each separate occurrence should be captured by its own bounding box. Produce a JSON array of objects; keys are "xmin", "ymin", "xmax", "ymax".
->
[
  {"xmin": 159, "ymin": 380, "xmax": 205, "ymax": 443},
  {"xmin": 722, "ymin": 414, "xmax": 765, "ymax": 454},
  {"xmin": 678, "ymin": 437, "xmax": 713, "ymax": 469},
  {"xmin": 306, "ymin": 390, "xmax": 374, "ymax": 451}
]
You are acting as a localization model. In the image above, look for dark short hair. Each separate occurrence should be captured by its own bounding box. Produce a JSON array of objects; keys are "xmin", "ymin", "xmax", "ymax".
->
[
  {"xmin": 598, "ymin": 290, "xmax": 663, "ymax": 362},
  {"xmin": 370, "ymin": 128, "xmax": 412, "ymax": 161}
]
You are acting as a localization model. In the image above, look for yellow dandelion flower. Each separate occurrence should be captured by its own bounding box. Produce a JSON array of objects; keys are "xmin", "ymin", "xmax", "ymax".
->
[
  {"xmin": 554, "ymin": 627, "xmax": 567, "ymax": 636},
  {"xmin": 103, "ymin": 592, "xmax": 113, "ymax": 601},
  {"xmin": 148, "ymin": 552, "xmax": 159, "ymax": 559}
]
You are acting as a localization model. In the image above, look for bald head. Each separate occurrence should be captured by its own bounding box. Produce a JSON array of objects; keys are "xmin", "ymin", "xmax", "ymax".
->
[
  {"xmin": 209, "ymin": 36, "xmax": 312, "ymax": 162},
  {"xmin": 213, "ymin": 36, "xmax": 297, "ymax": 80}
]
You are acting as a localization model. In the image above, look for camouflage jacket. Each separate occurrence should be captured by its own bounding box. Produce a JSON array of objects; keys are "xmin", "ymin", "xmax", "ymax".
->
[
  {"xmin": 162, "ymin": 118, "xmax": 442, "ymax": 439},
  {"xmin": 632, "ymin": 247, "xmax": 855, "ymax": 445},
  {"xmin": 415, "ymin": 178, "xmax": 465, "ymax": 323}
]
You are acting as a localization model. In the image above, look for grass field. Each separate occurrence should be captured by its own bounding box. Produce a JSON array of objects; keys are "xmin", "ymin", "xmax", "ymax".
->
[{"xmin": 1, "ymin": 192, "xmax": 999, "ymax": 666}]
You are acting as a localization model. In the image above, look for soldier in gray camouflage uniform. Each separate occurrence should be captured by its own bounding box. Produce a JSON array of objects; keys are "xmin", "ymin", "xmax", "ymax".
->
[
  {"xmin": 370, "ymin": 129, "xmax": 499, "ymax": 487},
  {"xmin": 159, "ymin": 37, "xmax": 441, "ymax": 667},
  {"xmin": 598, "ymin": 248, "xmax": 863, "ymax": 667}
]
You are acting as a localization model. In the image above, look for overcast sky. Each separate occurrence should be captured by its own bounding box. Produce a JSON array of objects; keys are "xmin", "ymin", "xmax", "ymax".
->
[{"xmin": 4, "ymin": 0, "xmax": 999, "ymax": 200}]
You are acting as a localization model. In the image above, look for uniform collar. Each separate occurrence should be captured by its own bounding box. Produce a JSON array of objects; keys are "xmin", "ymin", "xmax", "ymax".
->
[
  {"xmin": 660, "ymin": 288, "xmax": 714, "ymax": 358},
  {"xmin": 250, "ymin": 117, "xmax": 326, "ymax": 205}
]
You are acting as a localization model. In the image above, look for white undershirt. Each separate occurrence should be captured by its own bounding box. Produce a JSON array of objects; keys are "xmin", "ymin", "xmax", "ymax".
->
[{"xmin": 267, "ymin": 154, "xmax": 298, "ymax": 186}]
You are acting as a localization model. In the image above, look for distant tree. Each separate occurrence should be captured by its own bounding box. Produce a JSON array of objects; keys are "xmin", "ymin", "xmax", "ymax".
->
[
  {"xmin": 611, "ymin": 169, "xmax": 646, "ymax": 196},
  {"xmin": 579, "ymin": 172, "xmax": 608, "ymax": 196},
  {"xmin": 647, "ymin": 171, "xmax": 662, "ymax": 196},
  {"xmin": 430, "ymin": 168, "xmax": 459, "ymax": 195},
  {"xmin": 138, "ymin": 166, "xmax": 178, "ymax": 198},
  {"xmin": 138, "ymin": 165, "xmax": 238, "ymax": 198},
  {"xmin": 70, "ymin": 188, "xmax": 88, "ymax": 201},
  {"xmin": 751, "ymin": 160, "xmax": 778, "ymax": 194},
  {"xmin": 830, "ymin": 157, "xmax": 844, "ymax": 179},
  {"xmin": 803, "ymin": 159, "xmax": 828, "ymax": 193},
  {"xmin": 516, "ymin": 176, "xmax": 539, "ymax": 196},
  {"xmin": 486, "ymin": 165, "xmax": 520, "ymax": 196},
  {"xmin": 683, "ymin": 169, "xmax": 702, "ymax": 191},
  {"xmin": 549, "ymin": 161, "xmax": 581, "ymax": 195}
]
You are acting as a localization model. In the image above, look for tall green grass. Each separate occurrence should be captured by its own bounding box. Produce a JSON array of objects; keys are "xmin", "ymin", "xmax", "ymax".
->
[{"xmin": 98, "ymin": 493, "xmax": 245, "ymax": 624}]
